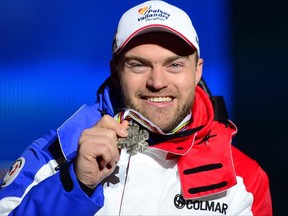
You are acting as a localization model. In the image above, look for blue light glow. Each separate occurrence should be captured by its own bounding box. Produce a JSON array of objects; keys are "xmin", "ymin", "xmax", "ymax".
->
[{"xmin": 0, "ymin": 0, "xmax": 233, "ymax": 160}]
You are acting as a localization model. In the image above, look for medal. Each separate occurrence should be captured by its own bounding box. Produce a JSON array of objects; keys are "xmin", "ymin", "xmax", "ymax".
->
[
  {"xmin": 114, "ymin": 108, "xmax": 191, "ymax": 156},
  {"xmin": 117, "ymin": 121, "xmax": 149, "ymax": 156}
]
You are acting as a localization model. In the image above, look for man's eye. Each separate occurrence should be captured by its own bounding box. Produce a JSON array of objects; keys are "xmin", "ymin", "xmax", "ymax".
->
[
  {"xmin": 171, "ymin": 63, "xmax": 181, "ymax": 68},
  {"xmin": 125, "ymin": 61, "xmax": 143, "ymax": 68},
  {"xmin": 131, "ymin": 63, "xmax": 144, "ymax": 68},
  {"xmin": 167, "ymin": 62, "xmax": 184, "ymax": 73},
  {"xmin": 125, "ymin": 62, "xmax": 148, "ymax": 73}
]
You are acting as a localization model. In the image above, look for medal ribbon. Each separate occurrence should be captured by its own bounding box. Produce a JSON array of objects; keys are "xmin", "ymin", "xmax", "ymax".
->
[{"xmin": 114, "ymin": 109, "xmax": 191, "ymax": 135}]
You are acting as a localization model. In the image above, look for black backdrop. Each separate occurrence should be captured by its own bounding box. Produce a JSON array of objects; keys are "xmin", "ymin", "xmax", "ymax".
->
[{"xmin": 233, "ymin": 0, "xmax": 288, "ymax": 214}]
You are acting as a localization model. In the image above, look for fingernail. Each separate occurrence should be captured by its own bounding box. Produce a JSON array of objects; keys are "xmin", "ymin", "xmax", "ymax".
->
[
  {"xmin": 120, "ymin": 128, "xmax": 128, "ymax": 136},
  {"xmin": 100, "ymin": 160, "xmax": 106, "ymax": 169}
]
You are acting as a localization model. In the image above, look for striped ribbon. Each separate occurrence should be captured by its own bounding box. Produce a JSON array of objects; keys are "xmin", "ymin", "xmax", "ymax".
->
[{"xmin": 114, "ymin": 109, "xmax": 191, "ymax": 135}]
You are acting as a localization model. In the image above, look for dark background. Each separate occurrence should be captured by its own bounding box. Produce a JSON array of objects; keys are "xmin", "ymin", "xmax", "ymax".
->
[{"xmin": 233, "ymin": 0, "xmax": 288, "ymax": 214}]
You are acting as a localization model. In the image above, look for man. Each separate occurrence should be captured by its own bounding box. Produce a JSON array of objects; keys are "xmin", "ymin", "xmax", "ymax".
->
[{"xmin": 0, "ymin": 0, "xmax": 272, "ymax": 215}]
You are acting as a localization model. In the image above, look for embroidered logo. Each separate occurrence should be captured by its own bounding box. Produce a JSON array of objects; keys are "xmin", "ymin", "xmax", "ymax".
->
[{"xmin": 1, "ymin": 157, "xmax": 25, "ymax": 188}]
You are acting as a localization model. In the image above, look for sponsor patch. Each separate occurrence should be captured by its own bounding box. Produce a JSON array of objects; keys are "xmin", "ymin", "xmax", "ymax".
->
[
  {"xmin": 1, "ymin": 157, "xmax": 25, "ymax": 188},
  {"xmin": 174, "ymin": 194, "xmax": 228, "ymax": 215}
]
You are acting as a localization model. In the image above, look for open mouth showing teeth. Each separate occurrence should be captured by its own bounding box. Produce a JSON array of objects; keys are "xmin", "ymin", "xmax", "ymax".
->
[{"xmin": 147, "ymin": 97, "xmax": 173, "ymax": 102}]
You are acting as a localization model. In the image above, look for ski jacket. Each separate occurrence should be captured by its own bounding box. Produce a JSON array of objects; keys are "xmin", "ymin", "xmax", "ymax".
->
[{"xmin": 0, "ymin": 78, "xmax": 272, "ymax": 215}]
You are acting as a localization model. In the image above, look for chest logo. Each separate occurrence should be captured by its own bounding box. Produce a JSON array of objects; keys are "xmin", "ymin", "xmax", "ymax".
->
[{"xmin": 174, "ymin": 194, "xmax": 228, "ymax": 215}]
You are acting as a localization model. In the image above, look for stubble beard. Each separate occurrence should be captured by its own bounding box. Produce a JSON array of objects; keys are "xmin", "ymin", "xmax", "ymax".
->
[{"xmin": 120, "ymin": 88, "xmax": 195, "ymax": 133}]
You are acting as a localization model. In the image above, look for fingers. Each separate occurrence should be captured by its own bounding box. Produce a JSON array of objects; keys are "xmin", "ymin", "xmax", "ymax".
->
[
  {"xmin": 75, "ymin": 115, "xmax": 129, "ymax": 188},
  {"xmin": 76, "ymin": 134, "xmax": 119, "ymax": 187}
]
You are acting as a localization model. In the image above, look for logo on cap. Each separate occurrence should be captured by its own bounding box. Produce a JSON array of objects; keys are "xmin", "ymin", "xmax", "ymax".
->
[
  {"xmin": 137, "ymin": 5, "xmax": 171, "ymax": 22},
  {"xmin": 138, "ymin": 5, "xmax": 151, "ymax": 15}
]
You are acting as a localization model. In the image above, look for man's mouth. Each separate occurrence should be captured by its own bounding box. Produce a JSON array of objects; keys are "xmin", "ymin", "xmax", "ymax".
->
[{"xmin": 146, "ymin": 96, "xmax": 173, "ymax": 103}]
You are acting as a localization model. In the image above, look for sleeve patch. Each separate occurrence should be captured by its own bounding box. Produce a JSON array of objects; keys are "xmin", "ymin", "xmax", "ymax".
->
[{"xmin": 1, "ymin": 157, "xmax": 25, "ymax": 188}]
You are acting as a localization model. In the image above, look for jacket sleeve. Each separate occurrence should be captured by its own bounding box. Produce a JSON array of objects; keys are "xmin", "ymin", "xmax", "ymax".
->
[
  {"xmin": 232, "ymin": 147, "xmax": 272, "ymax": 216},
  {"xmin": 0, "ymin": 104, "xmax": 109, "ymax": 215},
  {"xmin": 0, "ymin": 131, "xmax": 104, "ymax": 216},
  {"xmin": 0, "ymin": 131, "xmax": 58, "ymax": 214},
  {"xmin": 0, "ymin": 106, "xmax": 104, "ymax": 215},
  {"xmin": 0, "ymin": 131, "xmax": 104, "ymax": 215},
  {"xmin": 9, "ymin": 163, "xmax": 104, "ymax": 216},
  {"xmin": 247, "ymin": 165, "xmax": 272, "ymax": 216}
]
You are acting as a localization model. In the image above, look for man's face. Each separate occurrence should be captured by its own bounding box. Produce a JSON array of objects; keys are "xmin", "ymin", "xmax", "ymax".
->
[{"xmin": 114, "ymin": 33, "xmax": 203, "ymax": 132}]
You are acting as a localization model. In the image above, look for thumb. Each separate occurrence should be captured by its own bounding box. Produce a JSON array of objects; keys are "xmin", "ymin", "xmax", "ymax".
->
[
  {"xmin": 121, "ymin": 120, "xmax": 129, "ymax": 130},
  {"xmin": 96, "ymin": 115, "xmax": 128, "ymax": 137}
]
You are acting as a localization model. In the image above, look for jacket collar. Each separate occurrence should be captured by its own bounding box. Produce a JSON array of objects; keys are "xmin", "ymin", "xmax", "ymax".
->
[{"xmin": 150, "ymin": 87, "xmax": 238, "ymax": 199}]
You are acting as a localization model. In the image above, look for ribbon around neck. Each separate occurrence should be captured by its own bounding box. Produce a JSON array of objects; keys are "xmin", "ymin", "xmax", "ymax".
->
[{"xmin": 114, "ymin": 109, "xmax": 191, "ymax": 135}]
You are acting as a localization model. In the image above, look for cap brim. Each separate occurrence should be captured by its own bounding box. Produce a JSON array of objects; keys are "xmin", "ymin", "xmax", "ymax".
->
[{"xmin": 114, "ymin": 24, "xmax": 197, "ymax": 54}]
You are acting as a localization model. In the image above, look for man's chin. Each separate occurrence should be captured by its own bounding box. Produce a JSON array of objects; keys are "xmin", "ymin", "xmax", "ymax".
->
[
  {"xmin": 143, "ymin": 113, "xmax": 176, "ymax": 131},
  {"xmin": 128, "ymin": 105, "xmax": 180, "ymax": 131}
]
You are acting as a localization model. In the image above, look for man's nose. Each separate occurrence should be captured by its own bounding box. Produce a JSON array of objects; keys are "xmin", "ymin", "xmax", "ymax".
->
[{"xmin": 146, "ymin": 67, "xmax": 169, "ymax": 90}]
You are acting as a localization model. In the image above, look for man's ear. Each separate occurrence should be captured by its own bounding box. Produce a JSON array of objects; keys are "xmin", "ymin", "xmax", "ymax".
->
[{"xmin": 195, "ymin": 58, "xmax": 204, "ymax": 85}]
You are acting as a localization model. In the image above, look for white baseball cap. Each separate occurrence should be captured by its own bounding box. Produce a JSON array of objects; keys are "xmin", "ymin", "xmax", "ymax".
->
[{"xmin": 113, "ymin": 0, "xmax": 200, "ymax": 56}]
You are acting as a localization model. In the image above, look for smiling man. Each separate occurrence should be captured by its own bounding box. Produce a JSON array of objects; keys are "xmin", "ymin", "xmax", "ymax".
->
[
  {"xmin": 112, "ymin": 31, "xmax": 203, "ymax": 132},
  {"xmin": 0, "ymin": 1, "xmax": 272, "ymax": 215}
]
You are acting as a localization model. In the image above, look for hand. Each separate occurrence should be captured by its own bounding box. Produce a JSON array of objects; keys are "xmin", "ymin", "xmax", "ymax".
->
[{"xmin": 74, "ymin": 115, "xmax": 129, "ymax": 188}]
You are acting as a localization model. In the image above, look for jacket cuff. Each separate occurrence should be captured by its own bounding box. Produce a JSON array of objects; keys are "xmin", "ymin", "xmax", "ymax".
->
[
  {"xmin": 59, "ymin": 161, "xmax": 104, "ymax": 207},
  {"xmin": 77, "ymin": 178, "xmax": 95, "ymax": 197}
]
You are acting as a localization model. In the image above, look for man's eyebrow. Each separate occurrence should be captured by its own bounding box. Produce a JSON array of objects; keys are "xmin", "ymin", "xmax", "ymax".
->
[
  {"xmin": 163, "ymin": 55, "xmax": 189, "ymax": 65},
  {"xmin": 122, "ymin": 55, "xmax": 189, "ymax": 65},
  {"xmin": 122, "ymin": 56, "xmax": 150, "ymax": 65}
]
